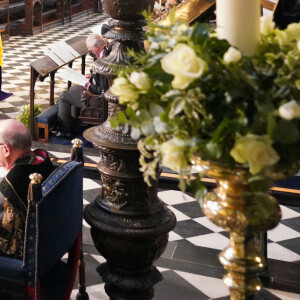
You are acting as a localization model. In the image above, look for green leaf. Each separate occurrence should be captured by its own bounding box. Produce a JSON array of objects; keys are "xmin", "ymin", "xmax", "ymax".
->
[
  {"xmin": 169, "ymin": 8, "xmax": 176, "ymax": 25},
  {"xmin": 206, "ymin": 142, "xmax": 222, "ymax": 159},
  {"xmin": 109, "ymin": 117, "xmax": 119, "ymax": 128},
  {"xmin": 117, "ymin": 110, "xmax": 127, "ymax": 124},
  {"xmin": 190, "ymin": 176, "xmax": 207, "ymax": 207},
  {"xmin": 126, "ymin": 107, "xmax": 136, "ymax": 119},
  {"xmin": 267, "ymin": 113, "xmax": 276, "ymax": 136},
  {"xmin": 272, "ymin": 120, "xmax": 300, "ymax": 144},
  {"xmin": 171, "ymin": 99, "xmax": 185, "ymax": 117},
  {"xmin": 247, "ymin": 175, "xmax": 273, "ymax": 192},
  {"xmin": 211, "ymin": 117, "xmax": 230, "ymax": 143},
  {"xmin": 178, "ymin": 178, "xmax": 186, "ymax": 192}
]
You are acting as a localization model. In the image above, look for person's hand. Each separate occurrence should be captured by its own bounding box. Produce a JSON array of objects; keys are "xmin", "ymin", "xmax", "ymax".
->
[{"xmin": 84, "ymin": 80, "xmax": 90, "ymax": 90}]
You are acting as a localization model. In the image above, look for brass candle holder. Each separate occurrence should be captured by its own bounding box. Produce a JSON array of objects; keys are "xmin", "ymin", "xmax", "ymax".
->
[{"xmin": 191, "ymin": 157, "xmax": 288, "ymax": 300}]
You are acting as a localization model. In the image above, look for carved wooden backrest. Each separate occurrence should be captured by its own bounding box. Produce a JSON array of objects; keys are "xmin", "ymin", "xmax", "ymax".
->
[{"xmin": 79, "ymin": 92, "xmax": 108, "ymax": 125}]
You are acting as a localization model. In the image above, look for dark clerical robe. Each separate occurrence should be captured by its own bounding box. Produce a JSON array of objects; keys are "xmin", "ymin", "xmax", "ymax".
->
[{"xmin": 0, "ymin": 149, "xmax": 54, "ymax": 258}]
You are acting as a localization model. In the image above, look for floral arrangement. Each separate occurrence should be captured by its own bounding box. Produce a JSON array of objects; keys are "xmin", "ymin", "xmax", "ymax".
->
[
  {"xmin": 110, "ymin": 13, "xmax": 300, "ymax": 194},
  {"xmin": 17, "ymin": 104, "xmax": 41, "ymax": 129}
]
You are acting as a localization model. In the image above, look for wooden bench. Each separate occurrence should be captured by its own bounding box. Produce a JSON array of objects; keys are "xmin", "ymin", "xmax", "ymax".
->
[{"xmin": 35, "ymin": 103, "xmax": 59, "ymax": 142}]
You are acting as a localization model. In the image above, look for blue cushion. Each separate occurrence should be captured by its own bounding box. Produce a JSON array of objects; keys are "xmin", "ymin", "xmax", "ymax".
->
[
  {"xmin": 0, "ymin": 256, "xmax": 26, "ymax": 285},
  {"xmin": 35, "ymin": 104, "xmax": 59, "ymax": 125}
]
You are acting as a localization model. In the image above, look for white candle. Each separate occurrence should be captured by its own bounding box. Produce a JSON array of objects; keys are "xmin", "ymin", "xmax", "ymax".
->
[{"xmin": 216, "ymin": 0, "xmax": 261, "ymax": 56}]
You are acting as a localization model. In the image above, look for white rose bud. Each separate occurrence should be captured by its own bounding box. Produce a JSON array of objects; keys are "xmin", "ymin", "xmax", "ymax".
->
[
  {"xmin": 279, "ymin": 100, "xmax": 300, "ymax": 120},
  {"xmin": 130, "ymin": 127, "xmax": 141, "ymax": 140},
  {"xmin": 129, "ymin": 71, "xmax": 151, "ymax": 90},
  {"xmin": 153, "ymin": 116, "xmax": 167, "ymax": 133},
  {"xmin": 161, "ymin": 43, "xmax": 207, "ymax": 89},
  {"xmin": 223, "ymin": 47, "xmax": 242, "ymax": 64},
  {"xmin": 260, "ymin": 15, "xmax": 275, "ymax": 35}
]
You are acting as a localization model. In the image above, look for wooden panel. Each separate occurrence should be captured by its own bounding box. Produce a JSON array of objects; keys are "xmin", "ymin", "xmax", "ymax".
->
[
  {"xmin": 157, "ymin": 0, "xmax": 216, "ymax": 25},
  {"xmin": 262, "ymin": 0, "xmax": 280, "ymax": 14}
]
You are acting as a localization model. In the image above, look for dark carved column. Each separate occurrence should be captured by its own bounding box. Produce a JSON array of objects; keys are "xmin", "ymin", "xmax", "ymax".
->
[{"xmin": 83, "ymin": 0, "xmax": 176, "ymax": 299}]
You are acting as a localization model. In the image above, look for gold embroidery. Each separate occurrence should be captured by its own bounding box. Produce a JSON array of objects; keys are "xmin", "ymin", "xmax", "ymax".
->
[
  {"xmin": 0, "ymin": 199, "xmax": 24, "ymax": 257},
  {"xmin": 2, "ymin": 201, "xmax": 14, "ymax": 231},
  {"xmin": 0, "ymin": 230, "xmax": 23, "ymax": 258}
]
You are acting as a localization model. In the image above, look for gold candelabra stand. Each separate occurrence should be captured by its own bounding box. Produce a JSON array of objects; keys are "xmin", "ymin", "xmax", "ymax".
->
[{"xmin": 191, "ymin": 157, "xmax": 290, "ymax": 300}]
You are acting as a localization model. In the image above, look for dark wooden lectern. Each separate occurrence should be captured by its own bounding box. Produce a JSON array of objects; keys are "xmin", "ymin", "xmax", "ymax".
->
[{"xmin": 29, "ymin": 35, "xmax": 88, "ymax": 136}]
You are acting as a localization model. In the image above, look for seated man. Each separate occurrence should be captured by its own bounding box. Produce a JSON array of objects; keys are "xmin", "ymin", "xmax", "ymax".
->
[
  {"xmin": 57, "ymin": 34, "xmax": 110, "ymax": 137},
  {"xmin": 0, "ymin": 119, "xmax": 54, "ymax": 258}
]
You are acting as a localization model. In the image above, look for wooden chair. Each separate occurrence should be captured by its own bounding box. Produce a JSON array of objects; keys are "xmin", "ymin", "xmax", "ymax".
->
[
  {"xmin": 78, "ymin": 90, "xmax": 108, "ymax": 125},
  {"xmin": 0, "ymin": 140, "xmax": 88, "ymax": 300}
]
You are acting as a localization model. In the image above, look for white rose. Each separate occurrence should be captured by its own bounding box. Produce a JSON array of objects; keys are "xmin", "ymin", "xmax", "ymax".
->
[
  {"xmin": 161, "ymin": 43, "xmax": 207, "ymax": 89},
  {"xmin": 110, "ymin": 77, "xmax": 139, "ymax": 105},
  {"xmin": 230, "ymin": 134, "xmax": 279, "ymax": 175},
  {"xmin": 130, "ymin": 127, "xmax": 141, "ymax": 140},
  {"xmin": 149, "ymin": 41, "xmax": 160, "ymax": 50},
  {"xmin": 278, "ymin": 100, "xmax": 300, "ymax": 120},
  {"xmin": 275, "ymin": 29, "xmax": 292, "ymax": 46},
  {"xmin": 260, "ymin": 15, "xmax": 275, "ymax": 35},
  {"xmin": 177, "ymin": 24, "xmax": 189, "ymax": 35},
  {"xmin": 223, "ymin": 47, "xmax": 242, "ymax": 64},
  {"xmin": 129, "ymin": 71, "xmax": 151, "ymax": 90},
  {"xmin": 160, "ymin": 138, "xmax": 189, "ymax": 172},
  {"xmin": 286, "ymin": 23, "xmax": 300, "ymax": 40}
]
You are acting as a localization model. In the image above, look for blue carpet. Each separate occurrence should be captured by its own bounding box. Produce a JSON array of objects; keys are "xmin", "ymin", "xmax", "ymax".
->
[{"xmin": 49, "ymin": 124, "xmax": 94, "ymax": 147}]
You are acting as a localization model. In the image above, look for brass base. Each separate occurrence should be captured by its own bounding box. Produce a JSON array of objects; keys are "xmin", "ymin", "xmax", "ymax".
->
[{"xmin": 194, "ymin": 160, "xmax": 281, "ymax": 300}]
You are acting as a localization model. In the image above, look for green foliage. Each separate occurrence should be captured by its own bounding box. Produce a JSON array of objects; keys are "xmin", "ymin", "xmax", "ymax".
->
[
  {"xmin": 109, "ymin": 15, "xmax": 300, "ymax": 193},
  {"xmin": 16, "ymin": 104, "xmax": 41, "ymax": 129}
]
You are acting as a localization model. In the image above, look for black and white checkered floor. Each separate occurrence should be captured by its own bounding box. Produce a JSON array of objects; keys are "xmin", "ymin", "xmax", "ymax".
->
[
  {"xmin": 1, "ymin": 12, "xmax": 107, "ymax": 119},
  {"xmin": 20, "ymin": 142, "xmax": 299, "ymax": 300},
  {"xmin": 1, "ymin": 13, "xmax": 300, "ymax": 300}
]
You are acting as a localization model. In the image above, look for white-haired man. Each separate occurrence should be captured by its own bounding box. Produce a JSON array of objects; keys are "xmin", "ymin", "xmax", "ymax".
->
[
  {"xmin": 0, "ymin": 119, "xmax": 53, "ymax": 258},
  {"xmin": 57, "ymin": 34, "xmax": 110, "ymax": 137}
]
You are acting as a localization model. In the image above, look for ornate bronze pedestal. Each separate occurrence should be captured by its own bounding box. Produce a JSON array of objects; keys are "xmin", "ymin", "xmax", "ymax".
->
[
  {"xmin": 83, "ymin": 1, "xmax": 176, "ymax": 299},
  {"xmin": 192, "ymin": 158, "xmax": 282, "ymax": 300}
]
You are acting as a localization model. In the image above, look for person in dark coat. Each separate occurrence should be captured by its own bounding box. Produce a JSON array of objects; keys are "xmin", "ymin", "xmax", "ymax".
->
[
  {"xmin": 0, "ymin": 119, "xmax": 54, "ymax": 258},
  {"xmin": 57, "ymin": 34, "xmax": 110, "ymax": 136}
]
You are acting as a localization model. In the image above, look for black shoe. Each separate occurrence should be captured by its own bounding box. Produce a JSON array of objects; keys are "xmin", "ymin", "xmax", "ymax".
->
[{"xmin": 51, "ymin": 130, "xmax": 73, "ymax": 139}]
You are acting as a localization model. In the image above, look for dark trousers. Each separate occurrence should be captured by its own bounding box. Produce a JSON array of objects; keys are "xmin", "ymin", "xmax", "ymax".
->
[{"xmin": 58, "ymin": 85, "xmax": 85, "ymax": 133}]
